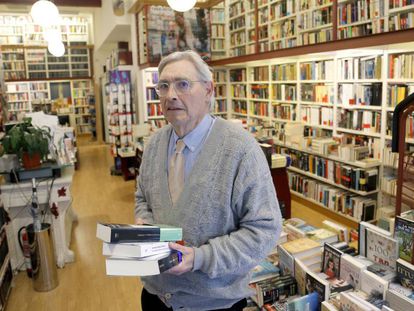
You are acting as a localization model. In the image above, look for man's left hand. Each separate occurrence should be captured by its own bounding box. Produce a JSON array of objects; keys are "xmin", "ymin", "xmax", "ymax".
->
[{"xmin": 166, "ymin": 242, "xmax": 194, "ymax": 275}]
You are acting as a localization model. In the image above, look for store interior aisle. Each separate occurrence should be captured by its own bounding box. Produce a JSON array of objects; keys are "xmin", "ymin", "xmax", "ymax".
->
[{"xmin": 6, "ymin": 140, "xmax": 142, "ymax": 311}]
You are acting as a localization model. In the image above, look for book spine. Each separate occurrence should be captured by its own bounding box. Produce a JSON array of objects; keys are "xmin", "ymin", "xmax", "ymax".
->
[
  {"xmin": 158, "ymin": 251, "xmax": 182, "ymax": 273},
  {"xmin": 112, "ymin": 227, "xmax": 161, "ymax": 243}
]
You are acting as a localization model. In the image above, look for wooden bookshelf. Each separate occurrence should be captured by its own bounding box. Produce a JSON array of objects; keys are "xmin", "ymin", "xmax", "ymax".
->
[{"xmin": 211, "ymin": 44, "xmax": 414, "ymax": 226}]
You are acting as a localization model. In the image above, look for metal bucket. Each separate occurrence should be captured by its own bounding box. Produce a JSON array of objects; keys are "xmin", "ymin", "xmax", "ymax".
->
[{"xmin": 26, "ymin": 223, "xmax": 59, "ymax": 291}]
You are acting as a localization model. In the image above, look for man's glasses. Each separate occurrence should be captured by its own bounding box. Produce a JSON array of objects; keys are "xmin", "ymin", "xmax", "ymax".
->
[{"xmin": 155, "ymin": 80, "xmax": 206, "ymax": 97}]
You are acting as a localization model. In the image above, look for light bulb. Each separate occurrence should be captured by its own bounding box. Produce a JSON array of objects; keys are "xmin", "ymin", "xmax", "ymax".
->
[
  {"xmin": 30, "ymin": 0, "xmax": 61, "ymax": 26},
  {"xmin": 166, "ymin": 0, "xmax": 197, "ymax": 12},
  {"xmin": 48, "ymin": 40, "xmax": 65, "ymax": 57},
  {"xmin": 43, "ymin": 28, "xmax": 61, "ymax": 43}
]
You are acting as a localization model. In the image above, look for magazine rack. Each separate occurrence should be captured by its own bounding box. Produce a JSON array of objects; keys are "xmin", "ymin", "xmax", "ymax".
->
[{"xmin": 391, "ymin": 92, "xmax": 414, "ymax": 216}]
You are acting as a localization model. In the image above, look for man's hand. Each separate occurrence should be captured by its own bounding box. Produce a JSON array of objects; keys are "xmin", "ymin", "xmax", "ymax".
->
[
  {"xmin": 135, "ymin": 217, "xmax": 145, "ymax": 225},
  {"xmin": 166, "ymin": 242, "xmax": 194, "ymax": 275}
]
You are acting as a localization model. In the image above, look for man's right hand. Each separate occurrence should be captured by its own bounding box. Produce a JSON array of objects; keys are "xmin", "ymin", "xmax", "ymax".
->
[{"xmin": 135, "ymin": 217, "xmax": 145, "ymax": 225}]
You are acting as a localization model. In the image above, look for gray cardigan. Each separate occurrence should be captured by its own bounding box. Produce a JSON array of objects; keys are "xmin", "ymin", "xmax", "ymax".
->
[{"xmin": 135, "ymin": 118, "xmax": 282, "ymax": 310}]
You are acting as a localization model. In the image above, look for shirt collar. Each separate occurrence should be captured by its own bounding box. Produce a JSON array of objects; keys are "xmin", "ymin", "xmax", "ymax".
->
[{"xmin": 171, "ymin": 114, "xmax": 214, "ymax": 153}]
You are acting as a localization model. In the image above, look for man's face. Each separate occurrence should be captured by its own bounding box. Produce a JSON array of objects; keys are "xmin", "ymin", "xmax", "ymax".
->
[{"xmin": 159, "ymin": 59, "xmax": 212, "ymax": 134}]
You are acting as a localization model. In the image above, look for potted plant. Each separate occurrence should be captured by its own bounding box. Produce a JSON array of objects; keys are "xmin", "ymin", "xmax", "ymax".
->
[{"xmin": 0, "ymin": 118, "xmax": 51, "ymax": 169}]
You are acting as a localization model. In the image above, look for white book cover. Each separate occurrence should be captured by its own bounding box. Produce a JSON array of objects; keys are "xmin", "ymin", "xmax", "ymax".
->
[
  {"xmin": 102, "ymin": 242, "xmax": 170, "ymax": 258},
  {"xmin": 361, "ymin": 269, "xmax": 389, "ymax": 299},
  {"xmin": 358, "ymin": 222, "xmax": 391, "ymax": 257},
  {"xmin": 340, "ymin": 254, "xmax": 368, "ymax": 290},
  {"xmin": 105, "ymin": 251, "xmax": 181, "ymax": 276},
  {"xmin": 365, "ymin": 227, "xmax": 398, "ymax": 271}
]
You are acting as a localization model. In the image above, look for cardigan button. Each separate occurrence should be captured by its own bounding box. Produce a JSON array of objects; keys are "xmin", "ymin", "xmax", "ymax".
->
[{"xmin": 165, "ymin": 293, "xmax": 172, "ymax": 300}]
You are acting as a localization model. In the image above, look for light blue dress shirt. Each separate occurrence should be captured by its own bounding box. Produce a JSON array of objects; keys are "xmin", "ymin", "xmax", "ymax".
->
[{"xmin": 167, "ymin": 114, "xmax": 216, "ymax": 181}]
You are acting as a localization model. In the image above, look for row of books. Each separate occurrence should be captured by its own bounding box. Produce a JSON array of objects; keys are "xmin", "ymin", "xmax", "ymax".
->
[
  {"xmin": 287, "ymin": 150, "xmax": 378, "ymax": 191},
  {"xmin": 337, "ymin": 109, "xmax": 382, "ymax": 134},
  {"xmin": 301, "ymin": 106, "xmax": 333, "ymax": 127},
  {"xmin": 338, "ymin": 56, "xmax": 382, "ymax": 80},
  {"xmin": 301, "ymin": 84, "xmax": 335, "ymax": 103},
  {"xmin": 288, "ymin": 172, "xmax": 377, "ymax": 221},
  {"xmin": 387, "ymin": 84, "xmax": 414, "ymax": 107},
  {"xmin": 338, "ymin": 83, "xmax": 382, "ymax": 107}
]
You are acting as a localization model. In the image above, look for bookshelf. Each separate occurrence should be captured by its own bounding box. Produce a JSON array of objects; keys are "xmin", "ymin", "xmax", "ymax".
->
[
  {"xmin": 229, "ymin": 0, "xmax": 257, "ymax": 57},
  {"xmin": 298, "ymin": 0, "xmax": 333, "ymax": 45},
  {"xmin": 142, "ymin": 68, "xmax": 166, "ymax": 129},
  {"xmin": 0, "ymin": 14, "xmax": 92, "ymax": 46},
  {"xmin": 4, "ymin": 79, "xmax": 93, "ymax": 126},
  {"xmin": 212, "ymin": 44, "xmax": 414, "ymax": 225},
  {"xmin": 0, "ymin": 46, "xmax": 93, "ymax": 82},
  {"xmin": 337, "ymin": 0, "xmax": 386, "ymax": 40},
  {"xmin": 271, "ymin": 62, "xmax": 298, "ymax": 123},
  {"xmin": 1, "ymin": 47, "xmax": 25, "ymax": 81},
  {"xmin": 71, "ymin": 80, "xmax": 93, "ymax": 134},
  {"xmin": 5, "ymin": 82, "xmax": 30, "ymax": 120},
  {"xmin": 210, "ymin": 2, "xmax": 228, "ymax": 60},
  {"xmin": 213, "ymin": 68, "xmax": 229, "ymax": 116}
]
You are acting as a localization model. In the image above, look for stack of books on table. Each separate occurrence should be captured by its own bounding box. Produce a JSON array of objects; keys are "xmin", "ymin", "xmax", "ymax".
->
[{"xmin": 96, "ymin": 222, "xmax": 183, "ymax": 276}]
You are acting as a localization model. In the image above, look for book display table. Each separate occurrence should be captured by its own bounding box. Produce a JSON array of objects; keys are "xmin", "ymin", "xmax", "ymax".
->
[{"xmin": 0, "ymin": 167, "xmax": 77, "ymax": 271}]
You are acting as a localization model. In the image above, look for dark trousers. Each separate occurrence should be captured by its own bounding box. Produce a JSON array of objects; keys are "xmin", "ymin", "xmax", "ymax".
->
[{"xmin": 141, "ymin": 288, "xmax": 247, "ymax": 311}]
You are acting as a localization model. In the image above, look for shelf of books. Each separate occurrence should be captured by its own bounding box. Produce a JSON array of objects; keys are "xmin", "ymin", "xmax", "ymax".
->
[
  {"xmin": 229, "ymin": 0, "xmax": 257, "ymax": 57},
  {"xmin": 4, "ymin": 78, "xmax": 95, "ymax": 123},
  {"xmin": 298, "ymin": 0, "xmax": 333, "ymax": 45},
  {"xmin": 215, "ymin": 45, "xmax": 414, "ymax": 228},
  {"xmin": 213, "ymin": 68, "xmax": 229, "ymax": 117},
  {"xmin": 71, "ymin": 79, "xmax": 93, "ymax": 135},
  {"xmin": 337, "ymin": 0, "xmax": 386, "ymax": 40},
  {"xmin": 142, "ymin": 68, "xmax": 166, "ymax": 129},
  {"xmin": 210, "ymin": 2, "xmax": 227, "ymax": 60},
  {"xmin": 0, "ymin": 46, "xmax": 92, "ymax": 82},
  {"xmin": 0, "ymin": 14, "xmax": 92, "ymax": 46}
]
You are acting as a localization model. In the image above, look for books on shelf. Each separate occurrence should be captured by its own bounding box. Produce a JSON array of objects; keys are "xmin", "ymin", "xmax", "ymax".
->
[
  {"xmin": 105, "ymin": 250, "xmax": 182, "ymax": 276},
  {"xmin": 96, "ymin": 223, "xmax": 183, "ymax": 243}
]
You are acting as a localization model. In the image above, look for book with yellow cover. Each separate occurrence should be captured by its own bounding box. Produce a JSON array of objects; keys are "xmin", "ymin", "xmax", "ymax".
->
[{"xmin": 281, "ymin": 238, "xmax": 321, "ymax": 259}]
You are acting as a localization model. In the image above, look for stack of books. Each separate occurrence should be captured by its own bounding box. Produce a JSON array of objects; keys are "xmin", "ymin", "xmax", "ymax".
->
[{"xmin": 96, "ymin": 222, "xmax": 183, "ymax": 276}]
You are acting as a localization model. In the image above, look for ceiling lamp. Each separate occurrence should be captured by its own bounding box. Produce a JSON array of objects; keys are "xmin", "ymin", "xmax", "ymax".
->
[
  {"xmin": 166, "ymin": 0, "xmax": 197, "ymax": 12},
  {"xmin": 30, "ymin": 0, "xmax": 61, "ymax": 26},
  {"xmin": 43, "ymin": 28, "xmax": 61, "ymax": 43},
  {"xmin": 48, "ymin": 40, "xmax": 65, "ymax": 57}
]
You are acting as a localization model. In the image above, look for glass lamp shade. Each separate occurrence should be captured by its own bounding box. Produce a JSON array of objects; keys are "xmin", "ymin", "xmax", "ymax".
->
[
  {"xmin": 166, "ymin": 0, "xmax": 197, "ymax": 12},
  {"xmin": 48, "ymin": 40, "xmax": 65, "ymax": 57},
  {"xmin": 30, "ymin": 0, "xmax": 61, "ymax": 26},
  {"xmin": 43, "ymin": 28, "xmax": 61, "ymax": 43}
]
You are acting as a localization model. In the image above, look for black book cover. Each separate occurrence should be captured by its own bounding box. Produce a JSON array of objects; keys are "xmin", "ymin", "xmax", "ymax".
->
[
  {"xmin": 371, "ymin": 83, "xmax": 382, "ymax": 106},
  {"xmin": 158, "ymin": 250, "xmax": 183, "ymax": 273},
  {"xmin": 97, "ymin": 223, "xmax": 182, "ymax": 243}
]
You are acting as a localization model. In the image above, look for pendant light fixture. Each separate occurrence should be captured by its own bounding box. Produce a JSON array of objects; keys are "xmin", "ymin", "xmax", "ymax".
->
[
  {"xmin": 48, "ymin": 40, "xmax": 65, "ymax": 57},
  {"xmin": 166, "ymin": 0, "xmax": 197, "ymax": 12},
  {"xmin": 30, "ymin": 0, "xmax": 61, "ymax": 26}
]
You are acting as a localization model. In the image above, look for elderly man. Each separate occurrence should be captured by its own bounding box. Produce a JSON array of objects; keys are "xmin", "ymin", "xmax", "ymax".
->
[{"xmin": 135, "ymin": 50, "xmax": 282, "ymax": 311}]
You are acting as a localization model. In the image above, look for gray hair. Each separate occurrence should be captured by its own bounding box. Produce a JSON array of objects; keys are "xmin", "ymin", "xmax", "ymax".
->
[{"xmin": 158, "ymin": 50, "xmax": 215, "ymax": 111}]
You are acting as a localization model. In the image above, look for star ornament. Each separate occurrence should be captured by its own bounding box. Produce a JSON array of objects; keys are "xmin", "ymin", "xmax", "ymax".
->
[{"xmin": 57, "ymin": 187, "xmax": 67, "ymax": 197}]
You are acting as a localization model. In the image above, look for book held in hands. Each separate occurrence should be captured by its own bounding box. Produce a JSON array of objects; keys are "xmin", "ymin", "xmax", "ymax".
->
[
  {"xmin": 102, "ymin": 241, "xmax": 170, "ymax": 258},
  {"xmin": 96, "ymin": 222, "xmax": 183, "ymax": 243},
  {"xmin": 96, "ymin": 222, "xmax": 183, "ymax": 277},
  {"xmin": 105, "ymin": 250, "xmax": 183, "ymax": 276}
]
